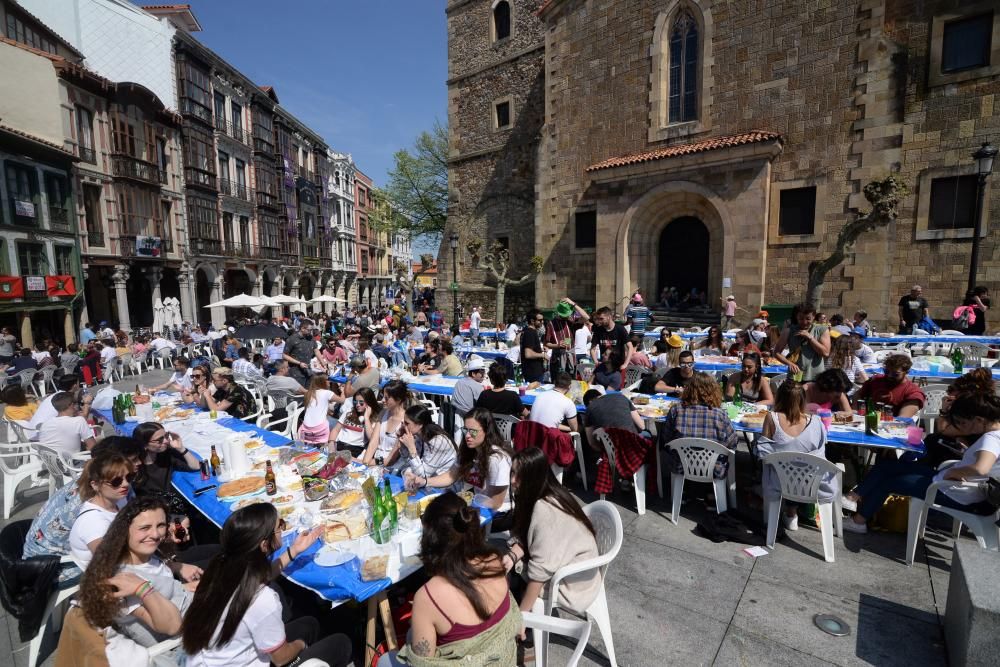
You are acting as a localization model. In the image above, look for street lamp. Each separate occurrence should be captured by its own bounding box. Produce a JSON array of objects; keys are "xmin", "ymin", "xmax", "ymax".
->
[
  {"xmin": 968, "ymin": 141, "xmax": 997, "ymax": 292},
  {"xmin": 449, "ymin": 232, "xmax": 460, "ymax": 330}
]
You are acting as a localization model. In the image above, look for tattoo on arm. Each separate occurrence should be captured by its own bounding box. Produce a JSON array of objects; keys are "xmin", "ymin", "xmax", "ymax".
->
[{"xmin": 412, "ymin": 638, "xmax": 433, "ymax": 656}]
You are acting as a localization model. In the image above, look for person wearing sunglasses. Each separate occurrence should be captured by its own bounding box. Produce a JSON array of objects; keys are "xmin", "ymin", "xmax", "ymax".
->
[
  {"xmin": 638, "ymin": 350, "xmax": 697, "ymax": 395},
  {"xmin": 151, "ymin": 357, "xmax": 194, "ymax": 393},
  {"xmin": 519, "ymin": 308, "xmax": 547, "ymax": 383},
  {"xmin": 131, "ymin": 423, "xmax": 200, "ymax": 550},
  {"xmin": 328, "ymin": 387, "xmax": 380, "ymax": 458},
  {"xmin": 181, "ymin": 367, "xmax": 211, "ymax": 404},
  {"xmin": 68, "ymin": 453, "xmax": 136, "ymax": 570}
]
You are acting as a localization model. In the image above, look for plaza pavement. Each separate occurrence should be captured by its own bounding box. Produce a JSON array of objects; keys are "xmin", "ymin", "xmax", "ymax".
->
[{"xmin": 0, "ymin": 368, "xmax": 961, "ymax": 666}]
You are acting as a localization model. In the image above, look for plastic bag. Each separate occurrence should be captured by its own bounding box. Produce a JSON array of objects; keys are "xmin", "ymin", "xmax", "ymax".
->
[{"xmin": 91, "ymin": 386, "xmax": 121, "ymax": 410}]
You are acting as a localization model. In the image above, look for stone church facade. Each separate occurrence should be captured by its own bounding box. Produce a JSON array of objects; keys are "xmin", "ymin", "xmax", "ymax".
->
[{"xmin": 443, "ymin": 0, "xmax": 1000, "ymax": 328}]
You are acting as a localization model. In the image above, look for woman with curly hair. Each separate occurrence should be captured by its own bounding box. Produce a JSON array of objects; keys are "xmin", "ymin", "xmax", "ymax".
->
[
  {"xmin": 406, "ymin": 408, "xmax": 514, "ymax": 514},
  {"xmin": 181, "ymin": 503, "xmax": 351, "ymax": 666},
  {"xmin": 330, "ymin": 386, "xmax": 381, "ymax": 458},
  {"xmin": 661, "ymin": 372, "xmax": 739, "ymax": 481},
  {"xmin": 77, "ymin": 496, "xmax": 192, "ymax": 649},
  {"xmin": 826, "ymin": 335, "xmax": 868, "ymax": 385}
]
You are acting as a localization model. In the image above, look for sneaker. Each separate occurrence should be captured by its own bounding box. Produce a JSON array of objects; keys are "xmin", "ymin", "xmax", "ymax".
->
[
  {"xmin": 843, "ymin": 519, "xmax": 868, "ymax": 534},
  {"xmin": 781, "ymin": 514, "xmax": 799, "ymax": 531},
  {"xmin": 841, "ymin": 496, "xmax": 858, "ymax": 513}
]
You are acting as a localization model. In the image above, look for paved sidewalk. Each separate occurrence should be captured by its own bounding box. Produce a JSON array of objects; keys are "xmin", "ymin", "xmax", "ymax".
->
[{"xmin": 2, "ymin": 368, "xmax": 960, "ymax": 666}]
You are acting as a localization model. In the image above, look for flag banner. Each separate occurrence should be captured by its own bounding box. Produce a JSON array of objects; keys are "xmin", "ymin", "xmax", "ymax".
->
[
  {"xmin": 0, "ymin": 276, "xmax": 24, "ymax": 299},
  {"xmin": 45, "ymin": 275, "xmax": 76, "ymax": 297}
]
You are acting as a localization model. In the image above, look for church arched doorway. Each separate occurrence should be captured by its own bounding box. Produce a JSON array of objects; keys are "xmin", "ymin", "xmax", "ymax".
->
[{"xmin": 658, "ymin": 216, "xmax": 709, "ymax": 300}]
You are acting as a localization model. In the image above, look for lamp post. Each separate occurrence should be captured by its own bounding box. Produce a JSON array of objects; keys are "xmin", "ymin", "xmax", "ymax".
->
[
  {"xmin": 968, "ymin": 141, "xmax": 997, "ymax": 293},
  {"xmin": 449, "ymin": 232, "xmax": 460, "ymax": 330}
]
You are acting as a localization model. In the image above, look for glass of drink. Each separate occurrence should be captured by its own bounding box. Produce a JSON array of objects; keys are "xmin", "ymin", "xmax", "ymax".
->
[
  {"xmin": 880, "ymin": 403, "xmax": 893, "ymax": 422},
  {"xmin": 404, "ymin": 500, "xmax": 420, "ymax": 521}
]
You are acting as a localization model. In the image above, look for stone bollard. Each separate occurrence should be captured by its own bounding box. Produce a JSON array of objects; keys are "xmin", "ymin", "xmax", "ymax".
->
[{"xmin": 945, "ymin": 541, "xmax": 1000, "ymax": 667}]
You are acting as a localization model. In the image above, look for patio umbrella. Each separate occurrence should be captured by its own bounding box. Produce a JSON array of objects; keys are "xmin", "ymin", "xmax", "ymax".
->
[
  {"xmin": 163, "ymin": 296, "xmax": 181, "ymax": 330},
  {"xmin": 310, "ymin": 295, "xmax": 347, "ymax": 304},
  {"xmin": 268, "ymin": 294, "xmax": 302, "ymax": 305},
  {"xmin": 205, "ymin": 293, "xmax": 272, "ymax": 308},
  {"xmin": 152, "ymin": 297, "xmax": 164, "ymax": 334},
  {"xmin": 233, "ymin": 323, "xmax": 288, "ymax": 340}
]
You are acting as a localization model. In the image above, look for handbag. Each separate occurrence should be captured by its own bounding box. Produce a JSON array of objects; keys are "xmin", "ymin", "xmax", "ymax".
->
[{"xmin": 871, "ymin": 494, "xmax": 909, "ymax": 533}]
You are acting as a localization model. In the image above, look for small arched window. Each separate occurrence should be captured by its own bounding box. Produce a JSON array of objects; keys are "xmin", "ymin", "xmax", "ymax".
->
[
  {"xmin": 668, "ymin": 11, "xmax": 698, "ymax": 123},
  {"xmin": 493, "ymin": 1, "xmax": 511, "ymax": 42}
]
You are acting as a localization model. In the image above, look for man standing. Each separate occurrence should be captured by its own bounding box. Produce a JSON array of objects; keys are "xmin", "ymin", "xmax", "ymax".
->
[
  {"xmin": 590, "ymin": 307, "xmax": 633, "ymax": 364},
  {"xmin": 79, "ymin": 323, "xmax": 96, "ymax": 345},
  {"xmin": 898, "ymin": 285, "xmax": 930, "ymax": 334},
  {"xmin": 283, "ymin": 321, "xmax": 317, "ymax": 386},
  {"xmin": 520, "ymin": 309, "xmax": 547, "ymax": 383},
  {"xmin": 469, "ymin": 306, "xmax": 481, "ymax": 346},
  {"xmin": 451, "ymin": 355, "xmax": 486, "ymax": 418},
  {"xmin": 720, "ymin": 295, "xmax": 738, "ymax": 330},
  {"xmin": 624, "ymin": 295, "xmax": 651, "ymax": 336}
]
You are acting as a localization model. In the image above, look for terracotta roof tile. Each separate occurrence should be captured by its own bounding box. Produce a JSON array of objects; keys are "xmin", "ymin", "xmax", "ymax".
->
[
  {"xmin": 586, "ymin": 130, "xmax": 782, "ymax": 172},
  {"xmin": 0, "ymin": 123, "xmax": 75, "ymax": 157}
]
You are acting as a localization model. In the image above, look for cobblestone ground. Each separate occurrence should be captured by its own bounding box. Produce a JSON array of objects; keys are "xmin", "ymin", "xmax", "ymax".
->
[{"xmin": 1, "ymin": 367, "xmax": 959, "ymax": 666}]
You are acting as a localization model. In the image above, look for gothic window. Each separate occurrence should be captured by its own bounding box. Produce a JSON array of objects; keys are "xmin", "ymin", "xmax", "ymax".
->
[
  {"xmin": 668, "ymin": 12, "xmax": 699, "ymax": 123},
  {"xmin": 492, "ymin": 1, "xmax": 511, "ymax": 42}
]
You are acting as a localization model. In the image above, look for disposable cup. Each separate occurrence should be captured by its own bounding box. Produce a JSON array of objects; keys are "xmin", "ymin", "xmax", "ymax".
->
[{"xmin": 906, "ymin": 426, "xmax": 925, "ymax": 445}]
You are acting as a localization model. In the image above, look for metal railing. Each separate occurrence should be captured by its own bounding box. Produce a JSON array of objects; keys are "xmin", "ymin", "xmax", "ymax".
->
[
  {"xmin": 78, "ymin": 146, "xmax": 96, "ymax": 164},
  {"xmin": 48, "ymin": 206, "xmax": 71, "ymax": 231},
  {"xmin": 256, "ymin": 190, "xmax": 278, "ymax": 208},
  {"xmin": 180, "ymin": 97, "xmax": 212, "ymax": 123},
  {"xmin": 219, "ymin": 178, "xmax": 250, "ymax": 201},
  {"xmin": 184, "ymin": 167, "xmax": 217, "ymax": 190},
  {"xmin": 111, "ymin": 154, "xmax": 167, "ymax": 185},
  {"xmin": 87, "ymin": 230, "xmax": 105, "ymax": 247},
  {"xmin": 215, "ymin": 118, "xmax": 251, "ymax": 145}
]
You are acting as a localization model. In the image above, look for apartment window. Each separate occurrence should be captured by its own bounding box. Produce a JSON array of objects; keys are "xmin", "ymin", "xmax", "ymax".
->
[
  {"xmin": 186, "ymin": 195, "xmax": 219, "ymax": 240},
  {"xmin": 492, "ymin": 1, "xmax": 511, "ymax": 41},
  {"xmin": 178, "ymin": 59, "xmax": 212, "ymax": 120},
  {"xmin": 235, "ymin": 160, "xmax": 247, "ymax": 188},
  {"xmin": 218, "ymin": 151, "xmax": 230, "ymax": 181},
  {"xmin": 214, "ymin": 92, "xmax": 226, "ymax": 126},
  {"xmin": 574, "ymin": 210, "xmax": 597, "ymax": 248},
  {"xmin": 54, "ymin": 245, "xmax": 74, "ymax": 275},
  {"xmin": 83, "ymin": 184, "xmax": 104, "ymax": 246},
  {"xmin": 0, "ymin": 239, "xmax": 8, "ymax": 274},
  {"xmin": 669, "ymin": 11, "xmax": 699, "ymax": 123},
  {"xmin": 76, "ymin": 107, "xmax": 95, "ymax": 162},
  {"xmin": 117, "ymin": 184, "xmax": 158, "ymax": 236},
  {"xmin": 5, "ymin": 15, "xmax": 56, "ymax": 54},
  {"xmin": 44, "ymin": 173, "xmax": 70, "ymax": 229},
  {"xmin": 778, "ymin": 186, "xmax": 817, "ymax": 236},
  {"xmin": 157, "ymin": 137, "xmax": 168, "ymax": 173},
  {"xmin": 16, "ymin": 241, "xmax": 46, "ymax": 276},
  {"xmin": 929, "ymin": 175, "xmax": 978, "ymax": 230},
  {"xmin": 231, "ymin": 102, "xmax": 243, "ymax": 136},
  {"xmin": 494, "ymin": 100, "xmax": 511, "ymax": 129},
  {"xmin": 5, "ymin": 162, "xmax": 39, "ymax": 226},
  {"xmin": 252, "ymin": 106, "xmax": 274, "ymax": 151},
  {"xmin": 259, "ymin": 213, "xmax": 280, "ymax": 250},
  {"xmin": 185, "ymin": 129, "xmax": 216, "ymax": 181},
  {"xmin": 160, "ymin": 201, "xmax": 172, "ymax": 245},
  {"xmin": 942, "ymin": 13, "xmax": 994, "ymax": 73},
  {"xmin": 239, "ymin": 215, "xmax": 251, "ymax": 247}
]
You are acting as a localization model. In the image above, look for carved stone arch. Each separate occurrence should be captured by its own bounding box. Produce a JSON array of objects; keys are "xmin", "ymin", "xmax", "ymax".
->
[{"xmin": 649, "ymin": 0, "xmax": 714, "ymax": 142}]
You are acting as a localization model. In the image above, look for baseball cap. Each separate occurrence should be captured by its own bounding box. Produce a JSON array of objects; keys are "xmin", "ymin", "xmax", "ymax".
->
[
  {"xmin": 349, "ymin": 354, "xmax": 367, "ymax": 369},
  {"xmin": 726, "ymin": 295, "xmax": 735, "ymax": 301},
  {"xmin": 466, "ymin": 355, "xmax": 486, "ymax": 372}
]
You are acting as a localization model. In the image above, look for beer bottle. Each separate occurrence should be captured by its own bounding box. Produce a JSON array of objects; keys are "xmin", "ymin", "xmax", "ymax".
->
[
  {"xmin": 264, "ymin": 460, "xmax": 277, "ymax": 496},
  {"xmin": 127, "ymin": 394, "xmax": 136, "ymax": 417},
  {"xmin": 383, "ymin": 479, "xmax": 398, "ymax": 531},
  {"xmin": 210, "ymin": 445, "xmax": 221, "ymax": 477},
  {"xmin": 865, "ymin": 399, "xmax": 878, "ymax": 436}
]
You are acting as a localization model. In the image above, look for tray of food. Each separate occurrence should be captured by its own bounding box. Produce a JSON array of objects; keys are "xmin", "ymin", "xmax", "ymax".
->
[
  {"xmin": 217, "ymin": 476, "xmax": 266, "ymax": 501},
  {"xmin": 321, "ymin": 489, "xmax": 363, "ymax": 513},
  {"xmin": 740, "ymin": 410, "xmax": 769, "ymax": 427}
]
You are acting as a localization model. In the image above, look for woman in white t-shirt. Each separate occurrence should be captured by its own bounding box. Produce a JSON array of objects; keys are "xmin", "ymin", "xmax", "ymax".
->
[
  {"xmin": 573, "ymin": 321, "xmax": 592, "ymax": 364},
  {"xmin": 364, "ymin": 380, "xmax": 409, "ymax": 466},
  {"xmin": 328, "ymin": 387, "xmax": 380, "ymax": 458},
  {"xmin": 406, "ymin": 408, "xmax": 514, "ymax": 517},
  {"xmin": 181, "ymin": 503, "xmax": 351, "ymax": 667},
  {"xmin": 76, "ymin": 496, "xmax": 196, "ymax": 653},
  {"xmin": 69, "ymin": 453, "xmax": 135, "ymax": 569},
  {"xmin": 298, "ymin": 375, "xmax": 335, "ymax": 445},
  {"xmin": 844, "ymin": 392, "xmax": 1000, "ymax": 534}
]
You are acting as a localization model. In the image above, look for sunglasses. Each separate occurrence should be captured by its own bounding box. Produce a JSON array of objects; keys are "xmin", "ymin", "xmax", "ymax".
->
[
  {"xmin": 149, "ymin": 435, "xmax": 170, "ymax": 444},
  {"xmin": 191, "ymin": 373, "xmax": 204, "ymax": 378},
  {"xmin": 103, "ymin": 473, "xmax": 135, "ymax": 489},
  {"xmin": 679, "ymin": 361, "xmax": 695, "ymax": 368},
  {"xmin": 461, "ymin": 427, "xmax": 481, "ymax": 437}
]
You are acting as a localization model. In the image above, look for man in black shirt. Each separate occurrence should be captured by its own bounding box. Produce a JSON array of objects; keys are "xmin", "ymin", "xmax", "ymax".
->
[
  {"xmin": 283, "ymin": 321, "xmax": 316, "ymax": 386},
  {"xmin": 638, "ymin": 351, "xmax": 696, "ymax": 395},
  {"xmin": 474, "ymin": 363, "xmax": 527, "ymax": 417},
  {"xmin": 897, "ymin": 284, "xmax": 930, "ymax": 333},
  {"xmin": 590, "ymin": 306, "xmax": 633, "ymax": 363},
  {"xmin": 520, "ymin": 309, "xmax": 546, "ymax": 382}
]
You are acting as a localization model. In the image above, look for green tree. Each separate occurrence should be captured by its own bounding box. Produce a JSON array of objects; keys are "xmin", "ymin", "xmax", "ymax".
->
[{"xmin": 368, "ymin": 121, "xmax": 448, "ymax": 242}]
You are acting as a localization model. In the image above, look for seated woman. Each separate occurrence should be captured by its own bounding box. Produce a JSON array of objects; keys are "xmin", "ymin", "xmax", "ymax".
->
[
  {"xmin": 695, "ymin": 326, "xmax": 726, "ymax": 357},
  {"xmin": 724, "ymin": 353, "xmax": 774, "ymax": 406},
  {"xmin": 406, "ymin": 408, "xmax": 513, "ymax": 517},
  {"xmin": 661, "ymin": 372, "xmax": 739, "ymax": 482},
  {"xmin": 298, "ymin": 375, "xmax": 336, "ymax": 446},
  {"xmin": 181, "ymin": 504, "xmax": 352, "ymax": 666},
  {"xmin": 364, "ymin": 380, "xmax": 409, "ymax": 465},
  {"xmin": 504, "ymin": 447, "xmax": 601, "ymax": 616},
  {"xmin": 593, "ymin": 350, "xmax": 625, "ymax": 391},
  {"xmin": 329, "ymin": 387, "xmax": 380, "ymax": 459},
  {"xmin": 826, "ymin": 335, "xmax": 868, "ymax": 386},
  {"xmin": 77, "ymin": 497, "xmax": 194, "ymax": 655},
  {"xmin": 473, "ymin": 364, "xmax": 527, "ymax": 418},
  {"xmin": 1, "ymin": 385, "xmax": 37, "ymax": 421},
  {"xmin": 843, "ymin": 391, "xmax": 1000, "ymax": 534},
  {"xmin": 379, "ymin": 492, "xmax": 520, "ymax": 666},
  {"xmin": 627, "ymin": 334, "xmax": 651, "ymax": 368},
  {"xmin": 921, "ymin": 369, "xmax": 996, "ymax": 468},
  {"xmin": 756, "ymin": 382, "xmax": 837, "ymax": 531},
  {"xmin": 392, "ymin": 404, "xmax": 458, "ymax": 478},
  {"xmin": 803, "ymin": 368, "xmax": 853, "ymax": 416},
  {"xmin": 68, "ymin": 453, "xmax": 135, "ymax": 570},
  {"xmin": 725, "ymin": 329, "xmax": 762, "ymax": 358},
  {"xmin": 651, "ymin": 336, "xmax": 683, "ymax": 371}
]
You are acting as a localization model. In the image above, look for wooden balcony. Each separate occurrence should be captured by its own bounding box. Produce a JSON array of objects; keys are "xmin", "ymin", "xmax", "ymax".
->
[
  {"xmin": 184, "ymin": 166, "xmax": 217, "ymax": 191},
  {"xmin": 111, "ymin": 154, "xmax": 166, "ymax": 186}
]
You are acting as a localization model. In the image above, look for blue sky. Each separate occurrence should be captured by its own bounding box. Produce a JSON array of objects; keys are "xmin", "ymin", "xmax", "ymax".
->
[{"xmin": 189, "ymin": 0, "xmax": 447, "ymax": 191}]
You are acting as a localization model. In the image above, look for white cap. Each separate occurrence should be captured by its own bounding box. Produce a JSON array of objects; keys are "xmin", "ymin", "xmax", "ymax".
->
[
  {"xmin": 465, "ymin": 355, "xmax": 486, "ymax": 372},
  {"xmin": 727, "ymin": 295, "xmax": 735, "ymax": 300}
]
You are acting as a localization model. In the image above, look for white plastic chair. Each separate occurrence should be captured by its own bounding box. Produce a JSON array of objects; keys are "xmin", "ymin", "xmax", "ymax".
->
[
  {"xmin": 623, "ymin": 365, "xmax": 649, "ymax": 389},
  {"xmin": 531, "ymin": 500, "xmax": 623, "ymax": 667},
  {"xmin": 14, "ymin": 368, "xmax": 40, "ymax": 398},
  {"xmin": 131, "ymin": 350, "xmax": 150, "ymax": 374},
  {"xmin": 920, "ymin": 384, "xmax": 950, "ymax": 432},
  {"xmin": 960, "ymin": 343, "xmax": 990, "ymax": 368},
  {"xmin": 37, "ymin": 366, "xmax": 57, "ymax": 396},
  {"xmin": 154, "ymin": 348, "xmax": 172, "ymax": 370},
  {"xmin": 761, "ymin": 451, "xmax": 843, "ymax": 563},
  {"xmin": 593, "ymin": 428, "xmax": 647, "ymax": 515},
  {"xmin": 257, "ymin": 403, "xmax": 303, "ymax": 439},
  {"xmin": 2, "ymin": 417, "xmax": 35, "ymax": 443},
  {"xmin": 35, "ymin": 444, "xmax": 86, "ymax": 495},
  {"xmin": 100, "ymin": 359, "xmax": 119, "ymax": 384},
  {"xmin": 492, "ymin": 413, "xmax": 520, "ymax": 442},
  {"xmin": 0, "ymin": 441, "xmax": 45, "ymax": 518},
  {"xmin": 523, "ymin": 611, "xmax": 592, "ymax": 667},
  {"xmin": 905, "ymin": 462, "xmax": 1000, "ymax": 565},
  {"xmin": 667, "ymin": 437, "xmax": 736, "ymax": 523},
  {"xmin": 29, "ymin": 578, "xmax": 79, "ymax": 667}
]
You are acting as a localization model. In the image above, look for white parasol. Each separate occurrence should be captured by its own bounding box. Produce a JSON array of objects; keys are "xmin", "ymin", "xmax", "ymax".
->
[
  {"xmin": 205, "ymin": 293, "xmax": 274, "ymax": 309},
  {"xmin": 152, "ymin": 297, "xmax": 164, "ymax": 334},
  {"xmin": 309, "ymin": 295, "xmax": 347, "ymax": 304}
]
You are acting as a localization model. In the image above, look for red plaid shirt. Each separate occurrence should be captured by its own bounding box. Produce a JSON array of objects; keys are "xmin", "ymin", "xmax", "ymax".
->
[{"xmin": 594, "ymin": 428, "xmax": 655, "ymax": 494}]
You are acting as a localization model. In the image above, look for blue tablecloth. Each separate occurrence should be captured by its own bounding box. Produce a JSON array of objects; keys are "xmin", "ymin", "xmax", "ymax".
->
[
  {"xmin": 865, "ymin": 335, "xmax": 1000, "ymax": 345},
  {"xmin": 412, "ymin": 346, "xmax": 508, "ymax": 361},
  {"xmin": 96, "ymin": 406, "xmax": 492, "ymax": 603}
]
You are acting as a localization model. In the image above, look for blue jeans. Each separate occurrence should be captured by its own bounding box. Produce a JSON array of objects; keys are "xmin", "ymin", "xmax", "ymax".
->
[{"xmin": 855, "ymin": 460, "xmax": 991, "ymax": 520}]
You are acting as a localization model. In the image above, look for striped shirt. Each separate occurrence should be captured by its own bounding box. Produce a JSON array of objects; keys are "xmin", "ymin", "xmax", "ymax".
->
[{"xmin": 625, "ymin": 305, "xmax": 651, "ymax": 335}]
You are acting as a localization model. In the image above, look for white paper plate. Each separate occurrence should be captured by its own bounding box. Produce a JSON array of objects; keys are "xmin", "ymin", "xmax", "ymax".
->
[{"xmin": 314, "ymin": 549, "xmax": 356, "ymax": 567}]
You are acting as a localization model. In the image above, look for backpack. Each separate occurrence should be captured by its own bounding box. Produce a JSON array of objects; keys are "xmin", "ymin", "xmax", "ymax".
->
[{"xmin": 952, "ymin": 305, "xmax": 976, "ymax": 330}]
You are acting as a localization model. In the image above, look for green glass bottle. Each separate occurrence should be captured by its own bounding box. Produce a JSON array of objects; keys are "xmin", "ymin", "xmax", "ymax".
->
[
  {"xmin": 383, "ymin": 479, "xmax": 398, "ymax": 533},
  {"xmin": 865, "ymin": 398, "xmax": 878, "ymax": 436},
  {"xmin": 371, "ymin": 487, "xmax": 387, "ymax": 544}
]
